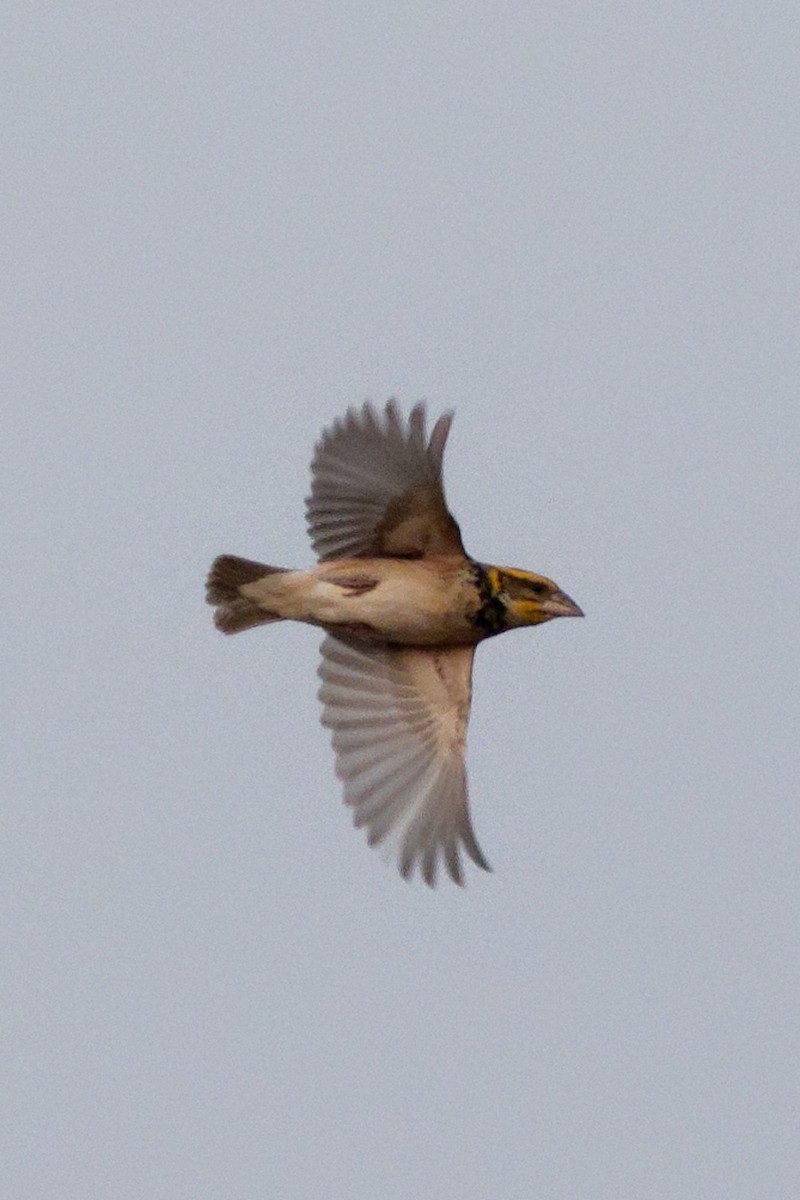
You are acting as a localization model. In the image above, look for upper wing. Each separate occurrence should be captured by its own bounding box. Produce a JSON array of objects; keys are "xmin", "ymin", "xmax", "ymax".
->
[
  {"xmin": 318, "ymin": 635, "xmax": 490, "ymax": 886},
  {"xmin": 306, "ymin": 400, "xmax": 466, "ymax": 561}
]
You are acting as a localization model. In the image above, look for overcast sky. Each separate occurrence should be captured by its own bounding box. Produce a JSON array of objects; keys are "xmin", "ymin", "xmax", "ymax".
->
[{"xmin": 4, "ymin": 3, "xmax": 799, "ymax": 1198}]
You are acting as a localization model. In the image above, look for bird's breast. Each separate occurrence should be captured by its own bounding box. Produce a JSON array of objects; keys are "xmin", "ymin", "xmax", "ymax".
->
[{"xmin": 308, "ymin": 558, "xmax": 481, "ymax": 645}]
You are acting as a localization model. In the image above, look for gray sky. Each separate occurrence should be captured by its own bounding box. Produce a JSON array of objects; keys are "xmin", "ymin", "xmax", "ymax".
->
[{"xmin": 4, "ymin": 3, "xmax": 799, "ymax": 1197}]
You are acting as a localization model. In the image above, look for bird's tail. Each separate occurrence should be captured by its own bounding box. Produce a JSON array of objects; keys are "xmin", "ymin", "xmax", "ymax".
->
[{"xmin": 206, "ymin": 555, "xmax": 288, "ymax": 634}]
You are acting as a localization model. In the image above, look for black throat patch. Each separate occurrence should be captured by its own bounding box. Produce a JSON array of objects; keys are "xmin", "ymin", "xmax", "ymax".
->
[{"xmin": 469, "ymin": 562, "xmax": 508, "ymax": 636}]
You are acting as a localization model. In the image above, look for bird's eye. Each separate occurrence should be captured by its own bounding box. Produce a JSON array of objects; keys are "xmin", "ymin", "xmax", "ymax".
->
[{"xmin": 528, "ymin": 582, "xmax": 548, "ymax": 598}]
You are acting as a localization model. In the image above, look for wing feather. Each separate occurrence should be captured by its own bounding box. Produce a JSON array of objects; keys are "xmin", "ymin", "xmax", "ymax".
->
[
  {"xmin": 306, "ymin": 401, "xmax": 465, "ymax": 560},
  {"xmin": 318, "ymin": 634, "xmax": 490, "ymax": 886}
]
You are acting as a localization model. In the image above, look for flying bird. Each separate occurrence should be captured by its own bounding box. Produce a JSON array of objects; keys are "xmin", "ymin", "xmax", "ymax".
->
[{"xmin": 207, "ymin": 401, "xmax": 582, "ymax": 886}]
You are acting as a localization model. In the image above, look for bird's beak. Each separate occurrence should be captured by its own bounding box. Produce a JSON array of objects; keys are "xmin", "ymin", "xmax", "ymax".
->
[{"xmin": 543, "ymin": 590, "xmax": 584, "ymax": 619}]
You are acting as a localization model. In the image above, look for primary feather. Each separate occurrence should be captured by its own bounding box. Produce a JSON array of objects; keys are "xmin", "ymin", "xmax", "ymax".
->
[
  {"xmin": 318, "ymin": 635, "xmax": 489, "ymax": 886},
  {"xmin": 306, "ymin": 400, "xmax": 465, "ymax": 560}
]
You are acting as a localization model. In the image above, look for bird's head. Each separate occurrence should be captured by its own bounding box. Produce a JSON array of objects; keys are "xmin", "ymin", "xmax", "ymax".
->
[{"xmin": 487, "ymin": 565, "xmax": 584, "ymax": 628}]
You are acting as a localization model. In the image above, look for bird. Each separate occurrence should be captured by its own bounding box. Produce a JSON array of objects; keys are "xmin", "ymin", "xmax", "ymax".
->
[{"xmin": 206, "ymin": 401, "xmax": 582, "ymax": 887}]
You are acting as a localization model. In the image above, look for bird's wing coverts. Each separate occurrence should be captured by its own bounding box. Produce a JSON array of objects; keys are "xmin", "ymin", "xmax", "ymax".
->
[
  {"xmin": 318, "ymin": 635, "xmax": 490, "ymax": 886},
  {"xmin": 306, "ymin": 400, "xmax": 465, "ymax": 560}
]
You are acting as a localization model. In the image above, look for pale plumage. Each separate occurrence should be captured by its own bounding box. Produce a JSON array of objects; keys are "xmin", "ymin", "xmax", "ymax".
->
[
  {"xmin": 207, "ymin": 400, "xmax": 582, "ymax": 886},
  {"xmin": 318, "ymin": 637, "xmax": 486, "ymax": 886}
]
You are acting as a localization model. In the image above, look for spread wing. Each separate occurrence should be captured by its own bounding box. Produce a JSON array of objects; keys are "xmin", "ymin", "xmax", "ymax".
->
[
  {"xmin": 306, "ymin": 400, "xmax": 466, "ymax": 561},
  {"xmin": 318, "ymin": 635, "xmax": 490, "ymax": 886}
]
